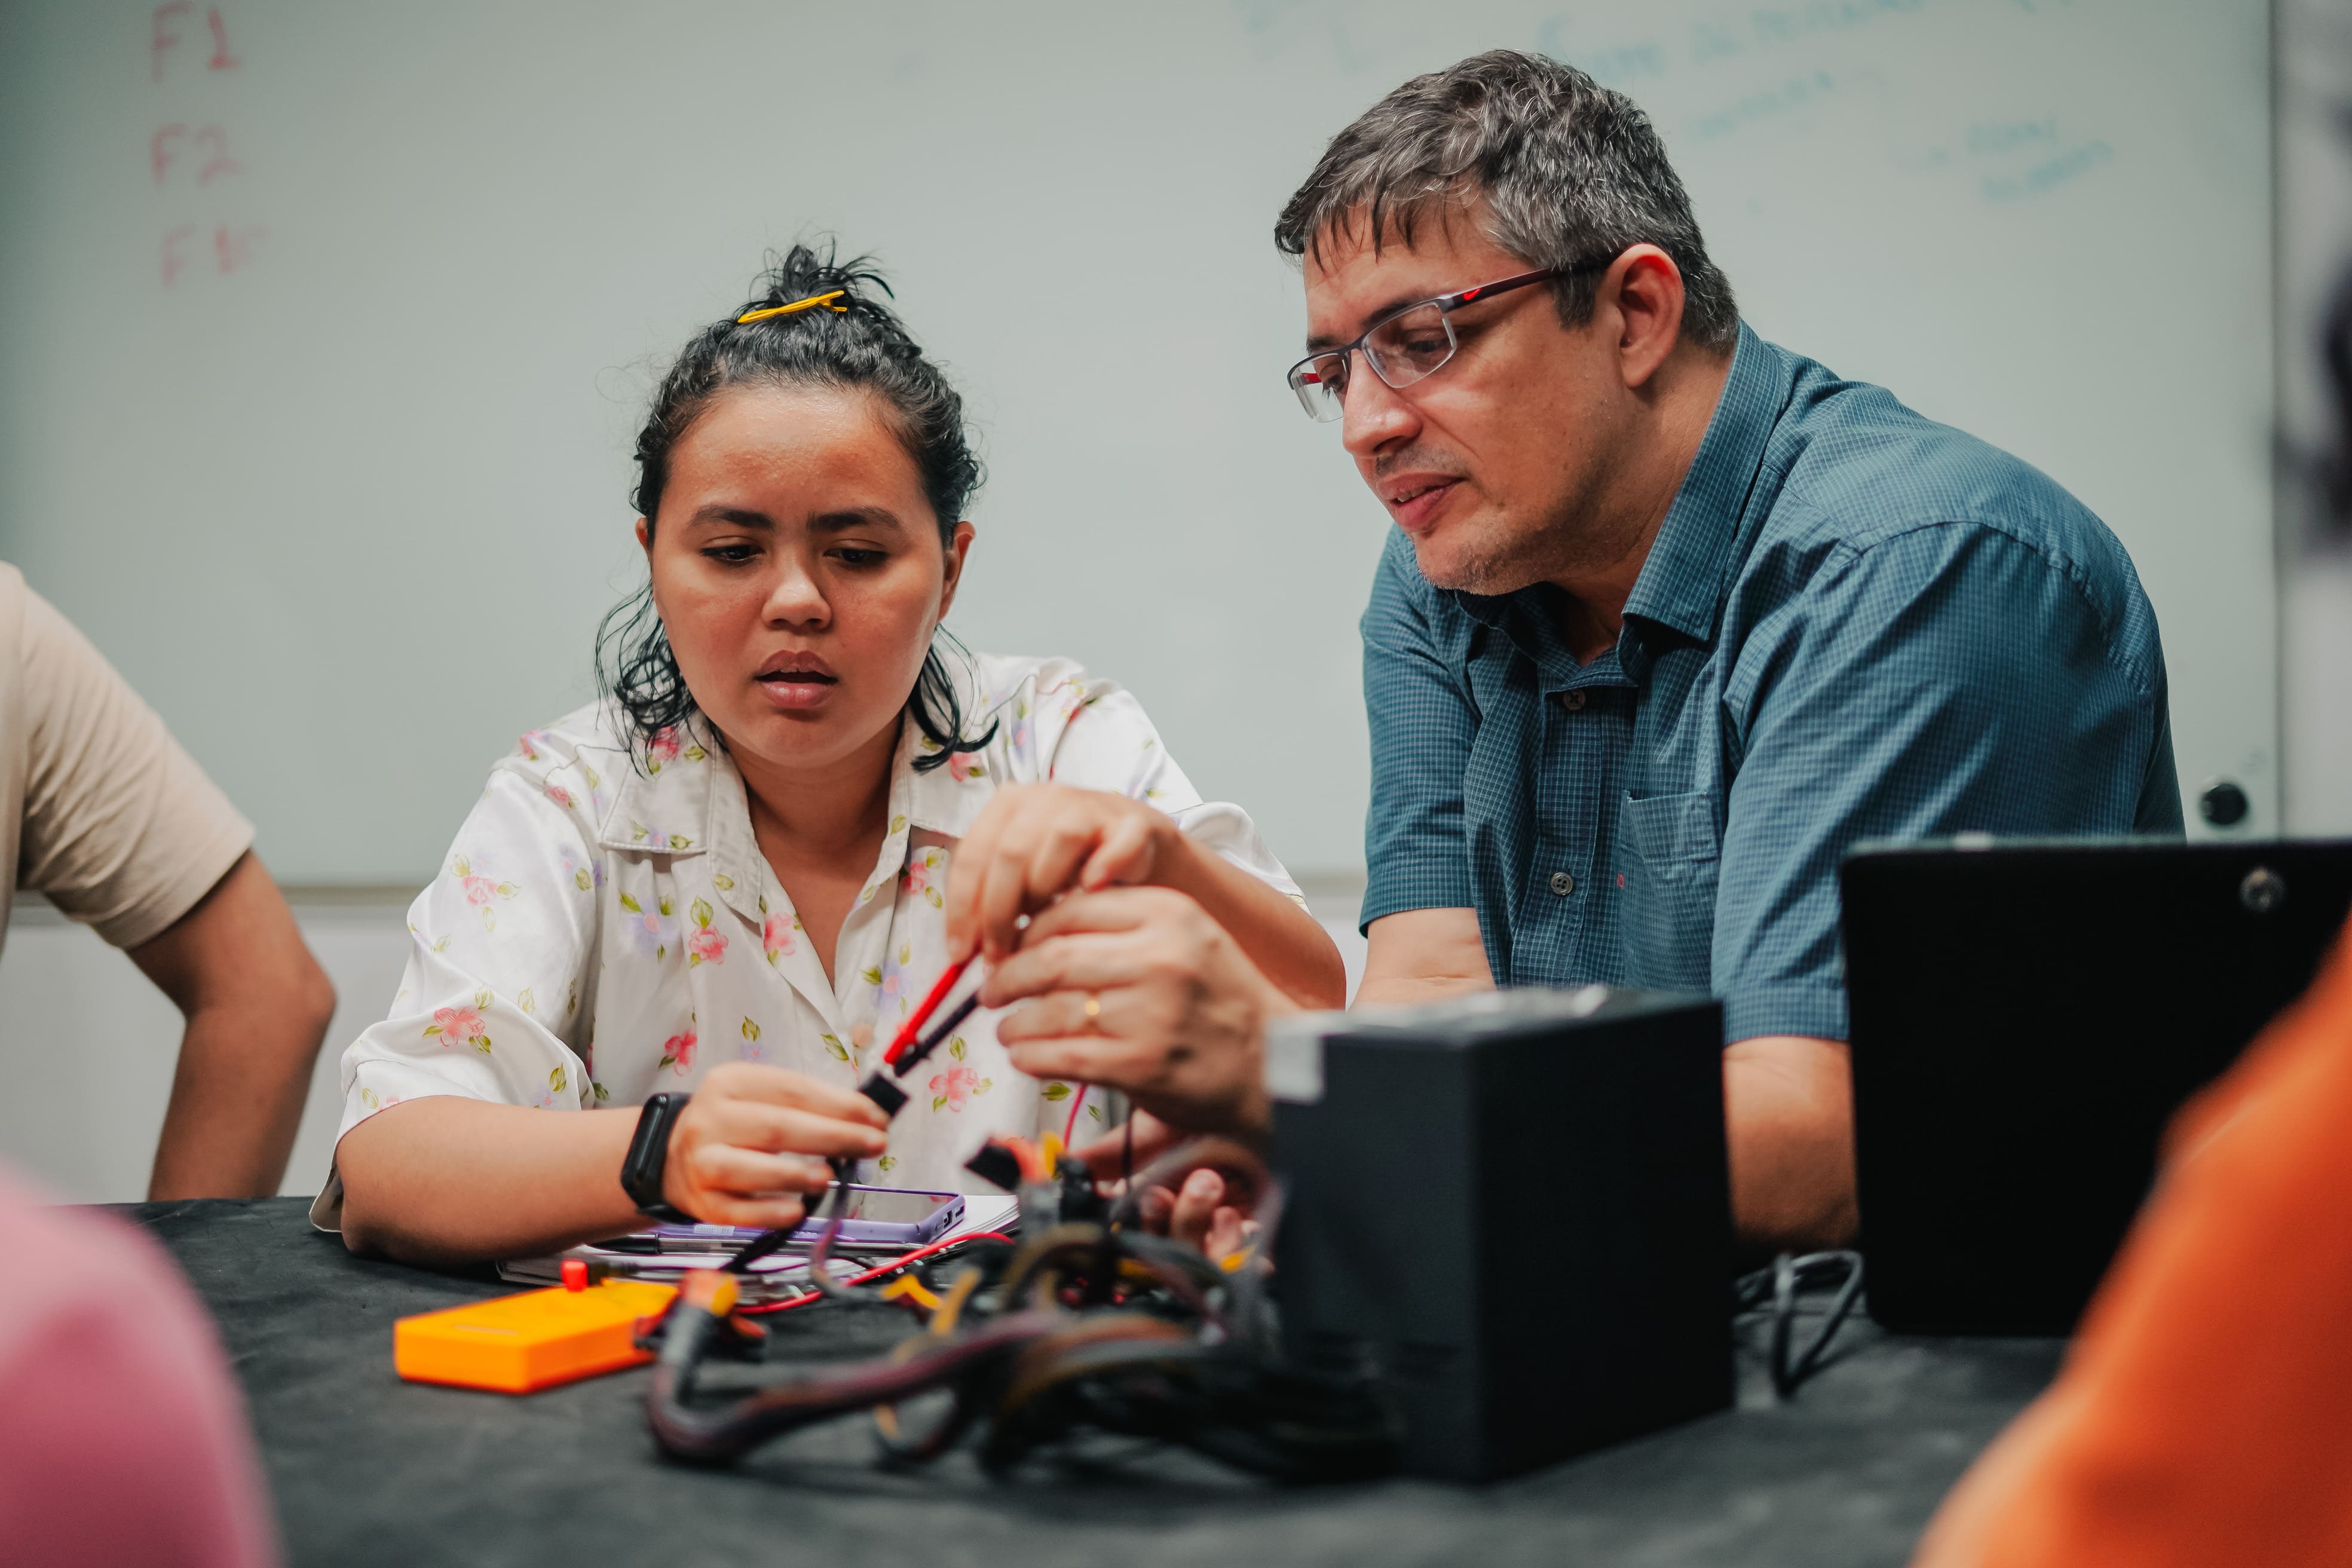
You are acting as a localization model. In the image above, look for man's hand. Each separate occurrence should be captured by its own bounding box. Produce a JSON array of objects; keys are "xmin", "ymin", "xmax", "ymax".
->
[
  {"xmin": 1070, "ymin": 1111, "xmax": 1257, "ymax": 1259},
  {"xmin": 945, "ymin": 783, "xmax": 1178, "ymax": 964},
  {"xmin": 662, "ymin": 1063, "xmax": 889, "ymax": 1229},
  {"xmin": 1145, "ymin": 1169, "xmax": 1255, "ymax": 1260},
  {"xmin": 983, "ymin": 887, "xmax": 1290, "ymax": 1138}
]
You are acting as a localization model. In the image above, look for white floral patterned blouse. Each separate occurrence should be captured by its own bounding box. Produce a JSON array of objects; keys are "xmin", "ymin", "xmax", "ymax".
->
[{"xmin": 310, "ymin": 654, "xmax": 1301, "ymax": 1228}]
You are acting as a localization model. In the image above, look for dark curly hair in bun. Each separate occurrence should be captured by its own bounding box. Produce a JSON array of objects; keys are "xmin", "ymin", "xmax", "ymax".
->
[{"xmin": 597, "ymin": 240, "xmax": 993, "ymax": 772}]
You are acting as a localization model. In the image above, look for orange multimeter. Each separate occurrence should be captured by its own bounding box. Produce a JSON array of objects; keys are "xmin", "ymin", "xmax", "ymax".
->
[{"xmin": 394, "ymin": 1264, "xmax": 677, "ymax": 1394}]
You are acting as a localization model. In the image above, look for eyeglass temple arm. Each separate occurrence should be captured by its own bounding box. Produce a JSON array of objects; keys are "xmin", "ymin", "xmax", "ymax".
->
[{"xmin": 1440, "ymin": 265, "xmax": 1570, "ymax": 311}]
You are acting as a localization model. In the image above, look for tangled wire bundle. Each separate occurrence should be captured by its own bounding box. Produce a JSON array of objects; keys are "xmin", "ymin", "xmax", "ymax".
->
[{"xmin": 639, "ymin": 1137, "xmax": 1401, "ymax": 1483}]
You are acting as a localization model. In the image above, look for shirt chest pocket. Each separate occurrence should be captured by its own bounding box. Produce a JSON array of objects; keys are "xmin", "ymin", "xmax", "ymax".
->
[{"xmin": 1617, "ymin": 789, "xmax": 1722, "ymax": 994}]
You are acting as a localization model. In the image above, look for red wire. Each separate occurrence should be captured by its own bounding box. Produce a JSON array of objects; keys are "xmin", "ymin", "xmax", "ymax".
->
[
  {"xmin": 734, "ymin": 1230, "xmax": 1017, "ymax": 1315},
  {"xmin": 1060, "ymin": 1083, "xmax": 1086, "ymax": 1145},
  {"xmin": 884, "ymin": 958, "xmax": 971, "ymax": 1067}
]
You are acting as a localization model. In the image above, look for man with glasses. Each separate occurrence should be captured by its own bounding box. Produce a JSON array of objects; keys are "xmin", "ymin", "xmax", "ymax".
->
[{"xmin": 976, "ymin": 49, "xmax": 2180, "ymax": 1251}]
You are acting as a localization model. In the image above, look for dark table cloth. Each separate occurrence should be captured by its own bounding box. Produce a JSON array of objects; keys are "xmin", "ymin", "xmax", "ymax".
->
[{"xmin": 127, "ymin": 1198, "xmax": 2062, "ymax": 1567}]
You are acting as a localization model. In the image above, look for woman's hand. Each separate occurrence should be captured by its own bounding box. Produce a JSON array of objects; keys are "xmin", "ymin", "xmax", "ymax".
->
[
  {"xmin": 662, "ymin": 1062, "xmax": 889, "ymax": 1229},
  {"xmin": 945, "ymin": 783, "xmax": 1181, "ymax": 964}
]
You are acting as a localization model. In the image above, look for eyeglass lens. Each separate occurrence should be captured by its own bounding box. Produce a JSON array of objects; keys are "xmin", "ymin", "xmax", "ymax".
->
[
  {"xmin": 1292, "ymin": 356, "xmax": 1347, "ymax": 421},
  {"xmin": 1289, "ymin": 303, "xmax": 1459, "ymax": 422},
  {"xmin": 1366, "ymin": 304, "xmax": 1457, "ymax": 389}
]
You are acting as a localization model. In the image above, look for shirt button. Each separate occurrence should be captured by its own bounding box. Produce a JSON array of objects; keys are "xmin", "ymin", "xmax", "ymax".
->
[
  {"xmin": 1558, "ymin": 690, "xmax": 1588, "ymax": 712},
  {"xmin": 1550, "ymin": 871, "xmax": 1576, "ymax": 896}
]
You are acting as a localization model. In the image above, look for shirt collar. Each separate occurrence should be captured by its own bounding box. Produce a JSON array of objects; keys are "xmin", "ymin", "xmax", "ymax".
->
[
  {"xmin": 1620, "ymin": 320, "xmax": 1782, "ymax": 644},
  {"xmin": 901, "ymin": 652, "xmax": 997, "ymax": 842},
  {"xmin": 598, "ymin": 725, "xmax": 719, "ymax": 858},
  {"xmin": 600, "ymin": 687, "xmax": 1000, "ymax": 928}
]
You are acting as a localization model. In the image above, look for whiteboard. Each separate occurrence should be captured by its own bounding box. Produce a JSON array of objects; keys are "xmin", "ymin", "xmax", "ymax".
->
[{"xmin": 0, "ymin": 0, "xmax": 2274, "ymax": 883}]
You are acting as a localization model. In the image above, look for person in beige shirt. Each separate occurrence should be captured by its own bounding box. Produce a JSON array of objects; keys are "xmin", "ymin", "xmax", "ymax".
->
[{"xmin": 0, "ymin": 564, "xmax": 334, "ymax": 1196}]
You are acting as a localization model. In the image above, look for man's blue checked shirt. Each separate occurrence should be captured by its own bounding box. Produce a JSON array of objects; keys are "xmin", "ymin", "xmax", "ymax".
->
[{"xmin": 1359, "ymin": 322, "xmax": 2182, "ymax": 1043}]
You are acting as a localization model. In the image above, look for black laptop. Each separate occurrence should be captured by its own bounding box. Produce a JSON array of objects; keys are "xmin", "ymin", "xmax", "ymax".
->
[{"xmin": 1842, "ymin": 837, "xmax": 2352, "ymax": 1336}]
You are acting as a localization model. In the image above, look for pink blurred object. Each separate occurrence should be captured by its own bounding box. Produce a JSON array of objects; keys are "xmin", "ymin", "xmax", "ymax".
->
[{"xmin": 0, "ymin": 1166, "xmax": 277, "ymax": 1567}]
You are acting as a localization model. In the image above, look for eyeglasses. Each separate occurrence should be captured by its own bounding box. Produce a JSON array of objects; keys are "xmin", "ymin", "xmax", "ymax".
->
[{"xmin": 1285, "ymin": 262, "xmax": 1601, "ymax": 422}]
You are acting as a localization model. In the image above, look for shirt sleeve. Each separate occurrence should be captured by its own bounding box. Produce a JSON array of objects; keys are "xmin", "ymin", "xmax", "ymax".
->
[
  {"xmin": 332, "ymin": 762, "xmax": 605, "ymax": 1146},
  {"xmin": 15, "ymin": 588, "xmax": 253, "ymax": 948},
  {"xmin": 1714, "ymin": 521, "xmax": 2179, "ymax": 1043},
  {"xmin": 1359, "ymin": 528, "xmax": 1477, "ymax": 931},
  {"xmin": 1028, "ymin": 665, "xmax": 1304, "ymax": 902}
]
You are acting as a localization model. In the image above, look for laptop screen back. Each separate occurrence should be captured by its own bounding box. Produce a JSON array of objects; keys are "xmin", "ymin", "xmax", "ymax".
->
[{"xmin": 1842, "ymin": 839, "xmax": 2352, "ymax": 1334}]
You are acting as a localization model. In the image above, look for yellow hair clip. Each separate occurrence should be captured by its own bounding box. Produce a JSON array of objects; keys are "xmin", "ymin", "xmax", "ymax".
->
[{"xmin": 735, "ymin": 289, "xmax": 849, "ymax": 324}]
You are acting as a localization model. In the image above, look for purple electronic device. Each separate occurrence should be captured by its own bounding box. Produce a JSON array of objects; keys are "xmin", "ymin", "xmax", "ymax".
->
[{"xmin": 650, "ymin": 1186, "xmax": 964, "ymax": 1250}]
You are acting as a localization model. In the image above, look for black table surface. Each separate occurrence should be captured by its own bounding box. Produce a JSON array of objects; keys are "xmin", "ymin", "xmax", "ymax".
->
[{"xmin": 129, "ymin": 1198, "xmax": 2063, "ymax": 1568}]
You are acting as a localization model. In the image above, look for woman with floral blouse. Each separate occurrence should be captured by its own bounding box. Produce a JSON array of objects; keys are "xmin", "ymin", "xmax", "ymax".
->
[{"xmin": 323, "ymin": 246, "xmax": 1342, "ymax": 1265}]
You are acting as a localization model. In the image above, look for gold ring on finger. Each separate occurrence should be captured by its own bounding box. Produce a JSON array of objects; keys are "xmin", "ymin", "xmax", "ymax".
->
[{"xmin": 1082, "ymin": 992, "xmax": 1101, "ymax": 1031}]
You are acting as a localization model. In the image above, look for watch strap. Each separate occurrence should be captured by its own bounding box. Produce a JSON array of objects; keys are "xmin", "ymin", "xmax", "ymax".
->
[{"xmin": 621, "ymin": 1092, "xmax": 693, "ymax": 1217}]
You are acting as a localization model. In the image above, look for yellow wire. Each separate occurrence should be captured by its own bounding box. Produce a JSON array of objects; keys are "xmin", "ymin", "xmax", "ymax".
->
[
  {"xmin": 929, "ymin": 1266, "xmax": 984, "ymax": 1337},
  {"xmin": 881, "ymin": 1275, "xmax": 942, "ymax": 1312}
]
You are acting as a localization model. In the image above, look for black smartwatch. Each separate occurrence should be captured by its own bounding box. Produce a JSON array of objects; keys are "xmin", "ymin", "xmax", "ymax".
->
[{"xmin": 620, "ymin": 1092, "xmax": 694, "ymax": 1223}]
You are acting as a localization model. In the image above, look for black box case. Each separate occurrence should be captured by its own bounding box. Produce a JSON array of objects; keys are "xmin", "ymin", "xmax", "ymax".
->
[{"xmin": 1269, "ymin": 987, "xmax": 1734, "ymax": 1481}]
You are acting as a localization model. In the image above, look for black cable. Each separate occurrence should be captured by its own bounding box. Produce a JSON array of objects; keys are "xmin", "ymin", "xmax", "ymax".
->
[
  {"xmin": 1735, "ymin": 1250, "xmax": 1864, "ymax": 1398},
  {"xmin": 887, "ymin": 990, "xmax": 981, "ymax": 1080},
  {"xmin": 722, "ymin": 1221, "xmax": 796, "ymax": 1276},
  {"xmin": 722, "ymin": 978, "xmax": 981, "ymax": 1276},
  {"xmin": 796, "ymin": 1161, "xmax": 864, "ymax": 1301},
  {"xmin": 721, "ymin": 1157, "xmax": 852, "ymax": 1277}
]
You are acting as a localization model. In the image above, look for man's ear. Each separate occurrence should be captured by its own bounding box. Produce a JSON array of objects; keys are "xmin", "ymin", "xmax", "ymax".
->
[
  {"xmin": 1600, "ymin": 244, "xmax": 1688, "ymax": 391},
  {"xmin": 938, "ymin": 520, "xmax": 976, "ymax": 620}
]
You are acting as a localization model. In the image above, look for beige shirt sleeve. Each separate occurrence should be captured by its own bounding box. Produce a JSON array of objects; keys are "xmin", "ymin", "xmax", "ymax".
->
[{"xmin": 15, "ymin": 586, "xmax": 253, "ymax": 949}]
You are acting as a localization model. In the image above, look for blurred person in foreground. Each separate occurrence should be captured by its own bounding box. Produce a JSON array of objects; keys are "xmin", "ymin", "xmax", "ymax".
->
[
  {"xmin": 0, "ymin": 562, "xmax": 334, "ymax": 1196},
  {"xmin": 0, "ymin": 1163, "xmax": 278, "ymax": 1566},
  {"xmin": 1908, "ymin": 935, "xmax": 2352, "ymax": 1564}
]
